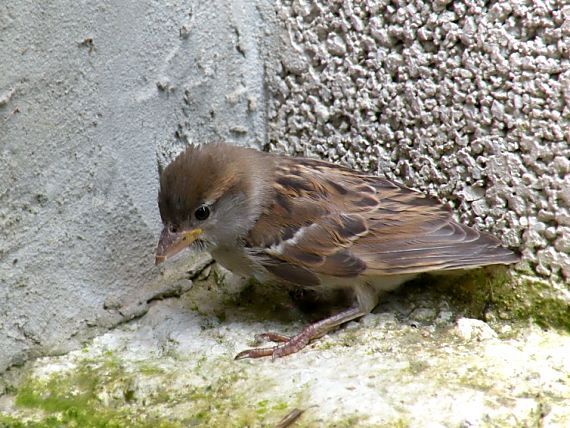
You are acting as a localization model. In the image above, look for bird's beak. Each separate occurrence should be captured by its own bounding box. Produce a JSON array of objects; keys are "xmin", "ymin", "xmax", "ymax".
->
[{"xmin": 155, "ymin": 227, "xmax": 203, "ymax": 265}]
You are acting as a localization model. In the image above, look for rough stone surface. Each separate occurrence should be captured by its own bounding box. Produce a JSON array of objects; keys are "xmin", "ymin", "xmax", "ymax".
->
[
  {"xmin": 1, "ymin": 271, "xmax": 569, "ymax": 427},
  {"xmin": 267, "ymin": 0, "xmax": 570, "ymax": 283}
]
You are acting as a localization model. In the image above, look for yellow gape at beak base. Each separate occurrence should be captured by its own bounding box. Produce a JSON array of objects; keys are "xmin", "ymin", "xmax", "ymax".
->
[{"xmin": 183, "ymin": 228, "xmax": 203, "ymax": 243}]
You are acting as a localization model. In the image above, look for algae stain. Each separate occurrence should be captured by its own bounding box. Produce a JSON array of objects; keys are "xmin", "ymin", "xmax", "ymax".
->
[
  {"xmin": 424, "ymin": 267, "xmax": 570, "ymax": 332},
  {"xmin": 488, "ymin": 275, "xmax": 570, "ymax": 332},
  {"xmin": 7, "ymin": 353, "xmax": 305, "ymax": 428},
  {"xmin": 12, "ymin": 355, "xmax": 179, "ymax": 428}
]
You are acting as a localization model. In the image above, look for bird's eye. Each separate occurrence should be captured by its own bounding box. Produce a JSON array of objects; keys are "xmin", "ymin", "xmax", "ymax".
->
[{"xmin": 194, "ymin": 205, "xmax": 210, "ymax": 221}]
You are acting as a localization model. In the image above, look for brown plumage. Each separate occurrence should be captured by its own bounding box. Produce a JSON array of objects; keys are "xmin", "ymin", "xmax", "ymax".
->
[{"xmin": 156, "ymin": 142, "xmax": 519, "ymax": 359}]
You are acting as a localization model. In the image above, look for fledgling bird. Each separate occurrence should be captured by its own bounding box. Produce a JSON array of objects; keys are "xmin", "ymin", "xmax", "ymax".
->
[{"xmin": 155, "ymin": 142, "xmax": 519, "ymax": 359}]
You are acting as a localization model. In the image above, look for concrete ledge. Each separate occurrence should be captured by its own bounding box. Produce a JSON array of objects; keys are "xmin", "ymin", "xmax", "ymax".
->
[{"xmin": 1, "ymin": 267, "xmax": 569, "ymax": 426}]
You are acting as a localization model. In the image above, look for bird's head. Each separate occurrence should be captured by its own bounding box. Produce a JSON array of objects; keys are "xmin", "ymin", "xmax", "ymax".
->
[{"xmin": 155, "ymin": 143, "xmax": 272, "ymax": 265}]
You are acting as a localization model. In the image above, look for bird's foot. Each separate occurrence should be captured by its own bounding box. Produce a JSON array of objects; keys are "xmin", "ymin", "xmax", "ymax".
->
[
  {"xmin": 234, "ymin": 305, "xmax": 367, "ymax": 360},
  {"xmin": 234, "ymin": 325, "xmax": 316, "ymax": 360}
]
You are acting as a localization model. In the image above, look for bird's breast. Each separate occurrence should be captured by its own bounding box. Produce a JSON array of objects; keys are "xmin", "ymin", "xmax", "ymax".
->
[{"xmin": 210, "ymin": 245, "xmax": 259, "ymax": 278}]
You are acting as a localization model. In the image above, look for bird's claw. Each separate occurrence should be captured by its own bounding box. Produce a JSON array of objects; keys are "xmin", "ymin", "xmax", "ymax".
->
[
  {"xmin": 235, "ymin": 332, "xmax": 293, "ymax": 360},
  {"xmin": 235, "ymin": 330, "xmax": 312, "ymax": 360},
  {"xmin": 234, "ymin": 346, "xmax": 277, "ymax": 360}
]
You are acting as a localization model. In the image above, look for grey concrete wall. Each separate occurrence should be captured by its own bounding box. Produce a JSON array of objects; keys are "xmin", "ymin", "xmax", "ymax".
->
[
  {"xmin": 1, "ymin": 0, "xmax": 568, "ymax": 377},
  {"xmin": 0, "ymin": 0, "xmax": 271, "ymax": 373}
]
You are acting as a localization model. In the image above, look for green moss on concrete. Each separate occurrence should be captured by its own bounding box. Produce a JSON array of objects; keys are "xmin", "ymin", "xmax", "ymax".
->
[
  {"xmin": 3, "ymin": 352, "xmax": 307, "ymax": 428},
  {"xmin": 490, "ymin": 275, "xmax": 570, "ymax": 331},
  {"xmin": 12, "ymin": 354, "xmax": 177, "ymax": 428},
  {"xmin": 420, "ymin": 268, "xmax": 570, "ymax": 332},
  {"xmin": 455, "ymin": 368, "xmax": 495, "ymax": 392},
  {"xmin": 136, "ymin": 363, "xmax": 165, "ymax": 376},
  {"xmin": 323, "ymin": 415, "xmax": 369, "ymax": 427},
  {"xmin": 406, "ymin": 360, "xmax": 430, "ymax": 376}
]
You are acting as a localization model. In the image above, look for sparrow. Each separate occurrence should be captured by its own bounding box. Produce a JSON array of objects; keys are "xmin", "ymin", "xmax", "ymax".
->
[{"xmin": 155, "ymin": 142, "xmax": 519, "ymax": 359}]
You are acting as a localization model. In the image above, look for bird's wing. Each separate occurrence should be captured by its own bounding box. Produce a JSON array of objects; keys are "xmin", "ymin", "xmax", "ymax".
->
[{"xmin": 245, "ymin": 158, "xmax": 518, "ymax": 286}]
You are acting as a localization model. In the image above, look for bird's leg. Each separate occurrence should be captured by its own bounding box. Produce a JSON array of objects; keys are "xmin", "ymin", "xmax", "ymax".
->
[{"xmin": 234, "ymin": 305, "xmax": 369, "ymax": 360}]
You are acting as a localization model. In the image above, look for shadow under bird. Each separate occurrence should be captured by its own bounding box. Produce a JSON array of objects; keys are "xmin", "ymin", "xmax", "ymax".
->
[{"xmin": 155, "ymin": 142, "xmax": 519, "ymax": 359}]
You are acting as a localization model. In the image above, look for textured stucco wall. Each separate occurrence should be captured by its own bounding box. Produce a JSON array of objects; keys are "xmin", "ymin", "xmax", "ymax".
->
[
  {"xmin": 0, "ymin": 0, "xmax": 271, "ymax": 374},
  {"xmin": 267, "ymin": 0, "xmax": 570, "ymax": 283}
]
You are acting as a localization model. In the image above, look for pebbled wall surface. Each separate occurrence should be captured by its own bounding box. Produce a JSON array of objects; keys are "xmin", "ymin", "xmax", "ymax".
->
[{"xmin": 266, "ymin": 0, "xmax": 570, "ymax": 282}]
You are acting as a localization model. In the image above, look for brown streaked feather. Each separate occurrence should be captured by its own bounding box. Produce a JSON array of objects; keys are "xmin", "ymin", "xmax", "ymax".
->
[{"xmin": 245, "ymin": 157, "xmax": 518, "ymax": 283}]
